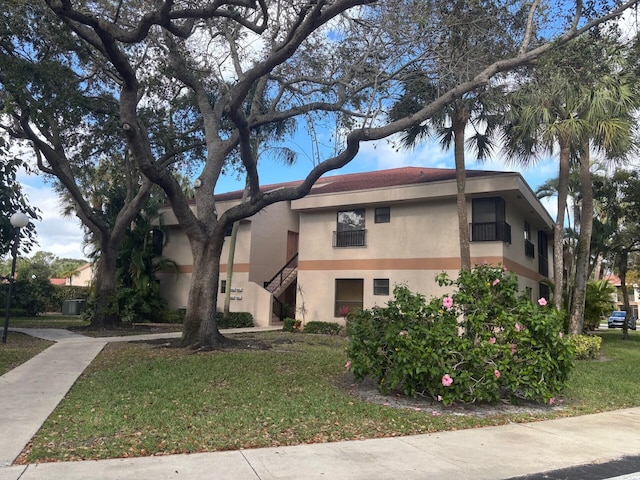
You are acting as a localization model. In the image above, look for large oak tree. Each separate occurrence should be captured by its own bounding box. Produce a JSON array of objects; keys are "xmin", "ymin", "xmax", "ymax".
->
[{"xmin": 2, "ymin": 0, "xmax": 638, "ymax": 346}]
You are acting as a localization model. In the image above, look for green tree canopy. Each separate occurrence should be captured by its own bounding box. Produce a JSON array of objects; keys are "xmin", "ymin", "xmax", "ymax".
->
[
  {"xmin": 0, "ymin": 153, "xmax": 39, "ymax": 257},
  {"xmin": 2, "ymin": 0, "xmax": 636, "ymax": 347}
]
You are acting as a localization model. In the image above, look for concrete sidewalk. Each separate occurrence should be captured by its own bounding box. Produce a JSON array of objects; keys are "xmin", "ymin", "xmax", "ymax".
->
[{"xmin": 1, "ymin": 328, "xmax": 640, "ymax": 480}]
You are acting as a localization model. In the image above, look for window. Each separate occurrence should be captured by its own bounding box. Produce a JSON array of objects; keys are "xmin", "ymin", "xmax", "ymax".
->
[
  {"xmin": 524, "ymin": 222, "xmax": 535, "ymax": 258},
  {"xmin": 151, "ymin": 229, "xmax": 164, "ymax": 255},
  {"xmin": 470, "ymin": 197, "xmax": 511, "ymax": 243},
  {"xmin": 224, "ymin": 223, "xmax": 234, "ymax": 236},
  {"xmin": 373, "ymin": 278, "xmax": 390, "ymax": 295},
  {"xmin": 538, "ymin": 231, "xmax": 549, "ymax": 277},
  {"xmin": 539, "ymin": 282, "xmax": 550, "ymax": 303},
  {"xmin": 375, "ymin": 207, "xmax": 390, "ymax": 223},
  {"xmin": 334, "ymin": 209, "xmax": 366, "ymax": 247},
  {"xmin": 220, "ymin": 280, "xmax": 226, "ymax": 294},
  {"xmin": 335, "ymin": 279, "xmax": 363, "ymax": 316}
]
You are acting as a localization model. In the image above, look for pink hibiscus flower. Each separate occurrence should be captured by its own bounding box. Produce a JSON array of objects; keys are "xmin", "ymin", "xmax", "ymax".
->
[{"xmin": 441, "ymin": 374, "xmax": 453, "ymax": 387}]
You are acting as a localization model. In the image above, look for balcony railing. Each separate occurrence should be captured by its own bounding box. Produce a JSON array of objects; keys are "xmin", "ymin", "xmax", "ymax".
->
[
  {"xmin": 470, "ymin": 222, "xmax": 511, "ymax": 244},
  {"xmin": 333, "ymin": 229, "xmax": 367, "ymax": 247},
  {"xmin": 525, "ymin": 239, "xmax": 535, "ymax": 258}
]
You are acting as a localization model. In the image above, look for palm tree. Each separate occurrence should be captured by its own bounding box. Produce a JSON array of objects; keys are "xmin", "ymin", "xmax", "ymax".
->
[
  {"xmin": 502, "ymin": 36, "xmax": 637, "ymax": 324},
  {"xmin": 503, "ymin": 71, "xmax": 581, "ymax": 312},
  {"xmin": 565, "ymin": 42, "xmax": 637, "ymax": 334},
  {"xmin": 116, "ymin": 211, "xmax": 177, "ymax": 323},
  {"xmin": 390, "ymin": 77, "xmax": 502, "ymax": 270},
  {"xmin": 583, "ymin": 279, "xmax": 616, "ymax": 331},
  {"xmin": 387, "ymin": 0, "xmax": 523, "ymax": 271},
  {"xmin": 596, "ymin": 169, "xmax": 640, "ymax": 340},
  {"xmin": 504, "ymin": 39, "xmax": 632, "ymax": 318},
  {"xmin": 534, "ymin": 173, "xmax": 581, "ymax": 313}
]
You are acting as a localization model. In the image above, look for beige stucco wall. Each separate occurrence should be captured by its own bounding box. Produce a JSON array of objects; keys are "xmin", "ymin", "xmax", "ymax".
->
[
  {"xmin": 244, "ymin": 202, "xmax": 299, "ymax": 284},
  {"xmin": 297, "ymin": 199, "xmax": 464, "ymax": 261},
  {"xmin": 157, "ymin": 199, "xmax": 298, "ymax": 321},
  {"xmin": 157, "ymin": 172, "xmax": 554, "ymax": 324},
  {"xmin": 294, "ymin": 176, "xmax": 554, "ymax": 323},
  {"xmin": 73, "ymin": 263, "xmax": 93, "ymax": 287},
  {"xmin": 157, "ymin": 270, "xmax": 192, "ymax": 309},
  {"xmin": 297, "ymin": 268, "xmax": 461, "ymax": 325}
]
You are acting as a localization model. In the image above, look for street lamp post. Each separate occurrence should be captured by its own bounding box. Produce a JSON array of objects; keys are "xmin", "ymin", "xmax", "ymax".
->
[{"xmin": 2, "ymin": 212, "xmax": 30, "ymax": 344}]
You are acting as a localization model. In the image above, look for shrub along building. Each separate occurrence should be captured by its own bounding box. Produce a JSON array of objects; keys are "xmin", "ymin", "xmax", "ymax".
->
[{"xmin": 156, "ymin": 167, "xmax": 554, "ymax": 327}]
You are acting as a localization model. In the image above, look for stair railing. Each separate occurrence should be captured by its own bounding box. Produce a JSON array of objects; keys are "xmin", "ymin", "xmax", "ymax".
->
[{"xmin": 263, "ymin": 253, "xmax": 299, "ymax": 292}]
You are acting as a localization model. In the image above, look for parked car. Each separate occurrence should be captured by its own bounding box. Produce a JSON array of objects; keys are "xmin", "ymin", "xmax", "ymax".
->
[{"xmin": 607, "ymin": 311, "xmax": 637, "ymax": 330}]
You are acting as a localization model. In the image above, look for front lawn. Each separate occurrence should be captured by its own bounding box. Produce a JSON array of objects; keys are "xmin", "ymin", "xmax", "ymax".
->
[
  {"xmin": 0, "ymin": 333, "xmax": 53, "ymax": 376},
  {"xmin": 560, "ymin": 329, "xmax": 640, "ymax": 413},
  {"xmin": 8, "ymin": 315, "xmax": 90, "ymax": 329},
  {"xmin": 18, "ymin": 329, "xmax": 640, "ymax": 463}
]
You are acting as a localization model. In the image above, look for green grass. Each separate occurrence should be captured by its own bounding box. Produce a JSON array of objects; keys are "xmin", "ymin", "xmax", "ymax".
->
[
  {"xmin": 561, "ymin": 329, "xmax": 640, "ymax": 413},
  {"xmin": 0, "ymin": 333, "xmax": 53, "ymax": 376},
  {"xmin": 20, "ymin": 329, "xmax": 640, "ymax": 463},
  {"xmin": 8, "ymin": 315, "xmax": 90, "ymax": 329},
  {"xmin": 8, "ymin": 315, "xmax": 182, "ymax": 336}
]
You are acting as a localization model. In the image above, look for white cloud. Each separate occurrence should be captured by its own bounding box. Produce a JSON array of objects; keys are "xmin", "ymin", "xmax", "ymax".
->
[
  {"xmin": 18, "ymin": 169, "xmax": 88, "ymax": 261},
  {"xmin": 616, "ymin": 8, "xmax": 639, "ymax": 42},
  {"xmin": 357, "ymin": 135, "xmax": 453, "ymax": 170}
]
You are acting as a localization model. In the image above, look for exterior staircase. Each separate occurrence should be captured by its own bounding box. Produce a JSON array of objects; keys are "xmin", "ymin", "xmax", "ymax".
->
[{"xmin": 264, "ymin": 254, "xmax": 298, "ymax": 298}]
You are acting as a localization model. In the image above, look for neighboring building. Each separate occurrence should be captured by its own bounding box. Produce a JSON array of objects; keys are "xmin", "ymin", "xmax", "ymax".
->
[
  {"xmin": 49, "ymin": 263, "xmax": 93, "ymax": 287},
  {"xmin": 73, "ymin": 263, "xmax": 93, "ymax": 287},
  {"xmin": 157, "ymin": 167, "xmax": 555, "ymax": 327},
  {"xmin": 605, "ymin": 274, "xmax": 639, "ymax": 317}
]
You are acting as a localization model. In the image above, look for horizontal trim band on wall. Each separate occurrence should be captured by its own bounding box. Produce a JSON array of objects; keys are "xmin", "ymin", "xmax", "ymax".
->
[
  {"xmin": 164, "ymin": 257, "xmax": 548, "ymax": 284},
  {"xmin": 167, "ymin": 264, "xmax": 250, "ymax": 274},
  {"xmin": 299, "ymin": 256, "xmax": 548, "ymax": 284},
  {"xmin": 298, "ymin": 258, "xmax": 461, "ymax": 271}
]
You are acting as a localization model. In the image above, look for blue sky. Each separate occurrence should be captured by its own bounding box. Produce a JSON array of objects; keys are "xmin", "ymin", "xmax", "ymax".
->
[
  {"xmin": 17, "ymin": 135, "xmax": 559, "ymax": 261},
  {"xmin": 11, "ymin": 7, "xmax": 638, "ymax": 262}
]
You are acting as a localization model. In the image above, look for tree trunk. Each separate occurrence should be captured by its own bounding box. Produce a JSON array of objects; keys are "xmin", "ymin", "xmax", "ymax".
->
[
  {"xmin": 223, "ymin": 221, "xmax": 239, "ymax": 320},
  {"xmin": 89, "ymin": 245, "xmax": 120, "ymax": 328},
  {"xmin": 618, "ymin": 253, "xmax": 630, "ymax": 341},
  {"xmin": 569, "ymin": 143, "xmax": 594, "ymax": 335},
  {"xmin": 453, "ymin": 110, "xmax": 470, "ymax": 271},
  {"xmin": 592, "ymin": 254, "xmax": 604, "ymax": 281},
  {"xmin": 553, "ymin": 137, "xmax": 571, "ymax": 312},
  {"xmin": 224, "ymin": 183, "xmax": 249, "ymax": 320},
  {"xmin": 181, "ymin": 233, "xmax": 226, "ymax": 347}
]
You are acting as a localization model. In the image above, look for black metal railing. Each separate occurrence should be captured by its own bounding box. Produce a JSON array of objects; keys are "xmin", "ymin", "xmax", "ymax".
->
[
  {"xmin": 525, "ymin": 239, "xmax": 535, "ymax": 258},
  {"xmin": 273, "ymin": 297, "xmax": 285, "ymax": 321},
  {"xmin": 264, "ymin": 253, "xmax": 298, "ymax": 292},
  {"xmin": 470, "ymin": 222, "xmax": 511, "ymax": 244},
  {"xmin": 333, "ymin": 229, "xmax": 367, "ymax": 247}
]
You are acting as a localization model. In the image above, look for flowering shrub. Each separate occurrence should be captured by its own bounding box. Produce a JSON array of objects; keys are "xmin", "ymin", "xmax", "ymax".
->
[
  {"xmin": 567, "ymin": 334, "xmax": 602, "ymax": 359},
  {"xmin": 346, "ymin": 264, "xmax": 574, "ymax": 405}
]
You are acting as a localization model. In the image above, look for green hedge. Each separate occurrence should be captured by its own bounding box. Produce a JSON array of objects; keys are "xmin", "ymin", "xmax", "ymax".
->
[
  {"xmin": 216, "ymin": 311, "xmax": 254, "ymax": 329},
  {"xmin": 283, "ymin": 317, "xmax": 301, "ymax": 332},
  {"xmin": 46, "ymin": 285, "xmax": 90, "ymax": 313},
  {"xmin": 303, "ymin": 321, "xmax": 343, "ymax": 335},
  {"xmin": 150, "ymin": 310, "xmax": 254, "ymax": 328},
  {"xmin": 0, "ymin": 279, "xmax": 83, "ymax": 316},
  {"xmin": 568, "ymin": 334, "xmax": 602, "ymax": 359},
  {"xmin": 154, "ymin": 309, "xmax": 186, "ymax": 324}
]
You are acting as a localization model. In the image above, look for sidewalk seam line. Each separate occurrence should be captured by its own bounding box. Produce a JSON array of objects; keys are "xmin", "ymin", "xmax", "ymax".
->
[{"xmin": 240, "ymin": 450, "xmax": 262, "ymax": 480}]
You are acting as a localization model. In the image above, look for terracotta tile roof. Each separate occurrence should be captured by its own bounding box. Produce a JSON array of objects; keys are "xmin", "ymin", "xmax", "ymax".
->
[
  {"xmin": 214, "ymin": 167, "xmax": 507, "ymax": 202},
  {"xmin": 605, "ymin": 275, "xmax": 621, "ymax": 286},
  {"xmin": 50, "ymin": 278, "xmax": 67, "ymax": 285}
]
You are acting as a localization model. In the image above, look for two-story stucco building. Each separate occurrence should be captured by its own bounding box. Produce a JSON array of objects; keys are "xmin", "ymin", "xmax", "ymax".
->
[{"xmin": 156, "ymin": 166, "xmax": 555, "ymax": 327}]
